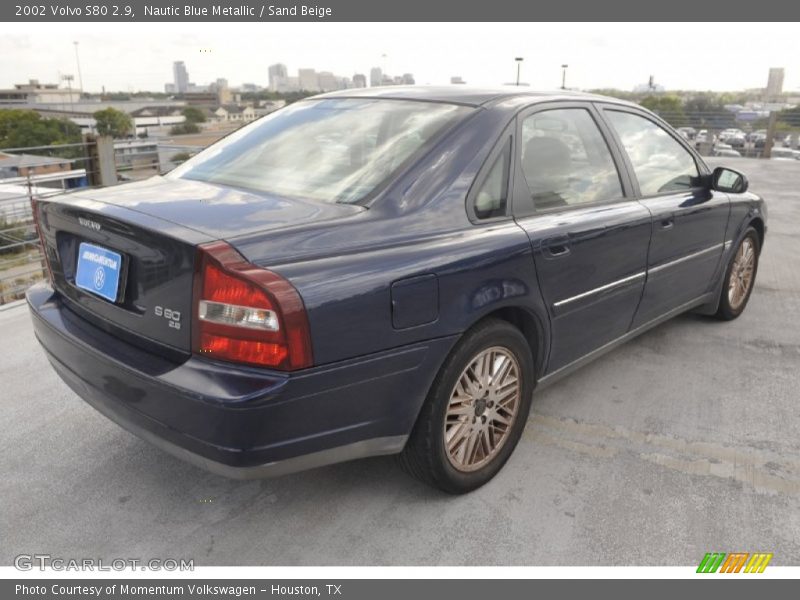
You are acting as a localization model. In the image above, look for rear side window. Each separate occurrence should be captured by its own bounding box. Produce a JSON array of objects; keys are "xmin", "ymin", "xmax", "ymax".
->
[
  {"xmin": 473, "ymin": 139, "xmax": 510, "ymax": 219},
  {"xmin": 605, "ymin": 110, "xmax": 700, "ymax": 196},
  {"xmin": 520, "ymin": 108, "xmax": 623, "ymax": 210},
  {"xmin": 169, "ymin": 98, "xmax": 472, "ymax": 204}
]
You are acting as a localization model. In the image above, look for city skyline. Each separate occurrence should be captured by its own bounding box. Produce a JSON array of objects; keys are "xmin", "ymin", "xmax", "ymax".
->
[{"xmin": 1, "ymin": 22, "xmax": 798, "ymax": 94}]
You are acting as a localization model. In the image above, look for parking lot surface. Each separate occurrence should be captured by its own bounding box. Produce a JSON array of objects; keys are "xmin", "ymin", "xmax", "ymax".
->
[{"xmin": 2, "ymin": 158, "xmax": 799, "ymax": 566}]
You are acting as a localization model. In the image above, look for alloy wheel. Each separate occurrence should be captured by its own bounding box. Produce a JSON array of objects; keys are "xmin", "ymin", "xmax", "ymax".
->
[
  {"xmin": 443, "ymin": 346, "xmax": 521, "ymax": 472},
  {"xmin": 728, "ymin": 237, "xmax": 756, "ymax": 310}
]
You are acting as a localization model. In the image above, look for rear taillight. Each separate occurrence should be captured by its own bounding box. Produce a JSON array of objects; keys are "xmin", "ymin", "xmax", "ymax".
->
[
  {"xmin": 191, "ymin": 241, "xmax": 313, "ymax": 370},
  {"xmin": 30, "ymin": 197, "xmax": 53, "ymax": 285}
]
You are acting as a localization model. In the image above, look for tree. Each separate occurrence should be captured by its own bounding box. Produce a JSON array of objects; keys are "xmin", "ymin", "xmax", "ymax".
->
[
  {"xmin": 682, "ymin": 93, "xmax": 735, "ymax": 129},
  {"xmin": 639, "ymin": 95, "xmax": 683, "ymax": 114},
  {"xmin": 93, "ymin": 108, "xmax": 133, "ymax": 138},
  {"xmin": 169, "ymin": 122, "xmax": 200, "ymax": 135},
  {"xmin": 170, "ymin": 152, "xmax": 192, "ymax": 164},
  {"xmin": 0, "ymin": 109, "xmax": 82, "ymax": 151},
  {"xmin": 777, "ymin": 105, "xmax": 800, "ymax": 131},
  {"xmin": 182, "ymin": 107, "xmax": 206, "ymax": 124},
  {"xmin": 639, "ymin": 95, "xmax": 686, "ymax": 127}
]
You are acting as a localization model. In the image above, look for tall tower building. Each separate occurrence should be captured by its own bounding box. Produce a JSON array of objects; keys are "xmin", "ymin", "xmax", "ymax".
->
[
  {"xmin": 268, "ymin": 63, "xmax": 288, "ymax": 91},
  {"xmin": 370, "ymin": 67, "xmax": 383, "ymax": 87},
  {"xmin": 766, "ymin": 68, "xmax": 785, "ymax": 100},
  {"xmin": 298, "ymin": 68, "xmax": 319, "ymax": 91},
  {"xmin": 173, "ymin": 61, "xmax": 189, "ymax": 94}
]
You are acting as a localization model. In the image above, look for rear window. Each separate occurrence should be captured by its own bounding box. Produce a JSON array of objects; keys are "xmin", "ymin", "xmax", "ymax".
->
[{"xmin": 168, "ymin": 98, "xmax": 472, "ymax": 204}]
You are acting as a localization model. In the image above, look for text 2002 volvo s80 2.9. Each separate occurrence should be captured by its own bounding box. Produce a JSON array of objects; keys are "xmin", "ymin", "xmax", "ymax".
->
[{"xmin": 28, "ymin": 88, "xmax": 766, "ymax": 493}]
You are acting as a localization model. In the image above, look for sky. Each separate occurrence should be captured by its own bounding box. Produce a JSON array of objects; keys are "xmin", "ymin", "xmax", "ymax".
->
[{"xmin": 0, "ymin": 22, "xmax": 797, "ymax": 94}]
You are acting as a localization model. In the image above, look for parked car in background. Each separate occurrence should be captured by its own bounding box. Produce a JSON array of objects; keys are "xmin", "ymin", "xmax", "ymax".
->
[
  {"xmin": 747, "ymin": 130, "xmax": 768, "ymax": 149},
  {"xmin": 27, "ymin": 88, "xmax": 768, "ymax": 493},
  {"xmin": 770, "ymin": 147, "xmax": 800, "ymax": 160},
  {"xmin": 713, "ymin": 146, "xmax": 742, "ymax": 158},
  {"xmin": 677, "ymin": 127, "xmax": 696, "ymax": 140},
  {"xmin": 695, "ymin": 129, "xmax": 715, "ymax": 147}
]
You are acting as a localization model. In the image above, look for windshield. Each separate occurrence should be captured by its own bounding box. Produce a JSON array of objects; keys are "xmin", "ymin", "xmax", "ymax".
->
[{"xmin": 168, "ymin": 98, "xmax": 472, "ymax": 204}]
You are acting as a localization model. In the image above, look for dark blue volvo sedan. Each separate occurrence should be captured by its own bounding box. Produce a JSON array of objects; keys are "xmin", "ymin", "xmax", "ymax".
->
[{"xmin": 27, "ymin": 87, "xmax": 766, "ymax": 493}]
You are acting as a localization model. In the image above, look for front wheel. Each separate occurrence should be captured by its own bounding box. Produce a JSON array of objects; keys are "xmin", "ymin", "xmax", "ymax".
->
[
  {"xmin": 716, "ymin": 227, "xmax": 760, "ymax": 320},
  {"xmin": 399, "ymin": 319, "xmax": 534, "ymax": 494}
]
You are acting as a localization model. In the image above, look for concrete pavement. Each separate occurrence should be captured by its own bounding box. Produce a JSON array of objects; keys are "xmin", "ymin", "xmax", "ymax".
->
[{"xmin": 2, "ymin": 158, "xmax": 799, "ymax": 566}]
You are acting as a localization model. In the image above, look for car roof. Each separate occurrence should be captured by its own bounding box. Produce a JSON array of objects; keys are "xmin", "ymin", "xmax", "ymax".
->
[{"xmin": 313, "ymin": 85, "xmax": 638, "ymax": 109}]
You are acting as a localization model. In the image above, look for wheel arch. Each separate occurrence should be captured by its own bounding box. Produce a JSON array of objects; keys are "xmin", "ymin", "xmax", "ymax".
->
[
  {"xmin": 471, "ymin": 305, "xmax": 548, "ymax": 380},
  {"xmin": 749, "ymin": 216, "xmax": 765, "ymax": 251}
]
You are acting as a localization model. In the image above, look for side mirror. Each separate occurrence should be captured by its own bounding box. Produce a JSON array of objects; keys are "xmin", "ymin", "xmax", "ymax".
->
[{"xmin": 712, "ymin": 166, "xmax": 748, "ymax": 194}]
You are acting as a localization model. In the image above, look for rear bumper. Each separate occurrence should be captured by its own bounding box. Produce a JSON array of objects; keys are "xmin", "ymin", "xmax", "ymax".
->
[{"xmin": 27, "ymin": 283, "xmax": 456, "ymax": 479}]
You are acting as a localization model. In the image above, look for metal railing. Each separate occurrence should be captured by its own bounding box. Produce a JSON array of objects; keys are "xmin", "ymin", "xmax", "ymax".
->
[
  {"xmin": 645, "ymin": 110, "xmax": 800, "ymax": 158},
  {"xmin": 0, "ymin": 141, "xmax": 102, "ymax": 305},
  {"xmin": 0, "ymin": 184, "xmax": 59, "ymax": 305}
]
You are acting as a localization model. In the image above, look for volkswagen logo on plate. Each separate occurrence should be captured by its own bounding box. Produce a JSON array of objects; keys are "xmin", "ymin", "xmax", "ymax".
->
[{"xmin": 94, "ymin": 267, "xmax": 105, "ymax": 290}]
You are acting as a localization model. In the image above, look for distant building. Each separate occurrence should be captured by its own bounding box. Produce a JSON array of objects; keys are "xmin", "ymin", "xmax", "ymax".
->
[
  {"xmin": 353, "ymin": 74, "xmax": 367, "ymax": 88},
  {"xmin": 268, "ymin": 63, "xmax": 289, "ymax": 92},
  {"xmin": 173, "ymin": 61, "xmax": 190, "ymax": 94},
  {"xmin": 213, "ymin": 104, "xmax": 257, "ymax": 123},
  {"xmin": 298, "ymin": 69, "xmax": 319, "ymax": 91},
  {"xmin": 178, "ymin": 91, "xmax": 221, "ymax": 106},
  {"xmin": 633, "ymin": 76, "xmax": 664, "ymax": 93},
  {"xmin": 766, "ymin": 68, "xmax": 785, "ymax": 100},
  {"xmin": 450, "ymin": 76, "xmax": 466, "ymax": 84},
  {"xmin": 317, "ymin": 71, "xmax": 337, "ymax": 91},
  {"xmin": 0, "ymin": 80, "xmax": 81, "ymax": 105},
  {"xmin": 370, "ymin": 67, "xmax": 383, "ymax": 87},
  {"xmin": 164, "ymin": 83, "xmax": 176, "ymax": 94},
  {"xmin": 402, "ymin": 73, "xmax": 415, "ymax": 85},
  {"xmin": 0, "ymin": 152, "xmax": 74, "ymax": 178},
  {"xmin": 215, "ymin": 78, "xmax": 229, "ymax": 89}
]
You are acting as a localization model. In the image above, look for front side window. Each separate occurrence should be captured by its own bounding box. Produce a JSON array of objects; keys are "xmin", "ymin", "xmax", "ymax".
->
[
  {"xmin": 520, "ymin": 108, "xmax": 623, "ymax": 210},
  {"xmin": 169, "ymin": 99, "xmax": 472, "ymax": 204},
  {"xmin": 605, "ymin": 110, "xmax": 700, "ymax": 196}
]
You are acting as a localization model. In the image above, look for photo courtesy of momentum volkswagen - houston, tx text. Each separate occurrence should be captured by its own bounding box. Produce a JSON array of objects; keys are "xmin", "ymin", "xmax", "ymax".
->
[{"xmin": 26, "ymin": 87, "xmax": 766, "ymax": 494}]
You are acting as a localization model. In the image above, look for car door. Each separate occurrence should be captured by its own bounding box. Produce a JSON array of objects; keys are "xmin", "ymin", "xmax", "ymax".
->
[
  {"xmin": 512, "ymin": 103, "xmax": 652, "ymax": 373},
  {"xmin": 599, "ymin": 106, "xmax": 731, "ymax": 327}
]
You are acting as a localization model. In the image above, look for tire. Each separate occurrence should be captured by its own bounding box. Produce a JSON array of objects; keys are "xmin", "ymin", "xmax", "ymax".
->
[
  {"xmin": 716, "ymin": 226, "xmax": 760, "ymax": 320},
  {"xmin": 399, "ymin": 318, "xmax": 534, "ymax": 494}
]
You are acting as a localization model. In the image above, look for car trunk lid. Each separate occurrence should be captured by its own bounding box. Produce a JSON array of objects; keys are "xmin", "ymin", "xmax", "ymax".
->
[{"xmin": 35, "ymin": 177, "xmax": 363, "ymax": 359}]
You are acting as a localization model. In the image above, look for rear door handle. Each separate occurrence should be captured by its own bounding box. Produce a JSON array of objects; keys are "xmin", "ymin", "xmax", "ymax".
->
[
  {"xmin": 660, "ymin": 218, "xmax": 674, "ymax": 230},
  {"xmin": 542, "ymin": 237, "xmax": 571, "ymax": 258},
  {"xmin": 547, "ymin": 244, "xmax": 570, "ymax": 257}
]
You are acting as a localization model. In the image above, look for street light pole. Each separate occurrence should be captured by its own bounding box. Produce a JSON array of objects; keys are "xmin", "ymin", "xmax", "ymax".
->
[
  {"xmin": 561, "ymin": 64, "xmax": 569, "ymax": 90},
  {"xmin": 60, "ymin": 74, "xmax": 75, "ymax": 137},
  {"xmin": 515, "ymin": 57, "xmax": 524, "ymax": 86},
  {"xmin": 73, "ymin": 41, "xmax": 84, "ymax": 95},
  {"xmin": 61, "ymin": 74, "xmax": 75, "ymax": 108}
]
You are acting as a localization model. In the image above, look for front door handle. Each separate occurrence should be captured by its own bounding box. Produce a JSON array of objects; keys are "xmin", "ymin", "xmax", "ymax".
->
[{"xmin": 660, "ymin": 218, "xmax": 674, "ymax": 230}]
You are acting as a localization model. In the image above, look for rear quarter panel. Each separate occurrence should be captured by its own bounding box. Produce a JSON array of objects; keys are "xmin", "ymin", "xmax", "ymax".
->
[{"xmin": 229, "ymin": 105, "xmax": 551, "ymax": 369}]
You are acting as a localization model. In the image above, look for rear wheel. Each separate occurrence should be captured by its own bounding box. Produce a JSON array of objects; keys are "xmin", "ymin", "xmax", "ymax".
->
[
  {"xmin": 716, "ymin": 227, "xmax": 760, "ymax": 320},
  {"xmin": 399, "ymin": 319, "xmax": 534, "ymax": 494}
]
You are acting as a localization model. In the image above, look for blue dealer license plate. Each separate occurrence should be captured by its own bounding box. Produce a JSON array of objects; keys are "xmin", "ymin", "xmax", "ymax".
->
[{"xmin": 75, "ymin": 242, "xmax": 123, "ymax": 303}]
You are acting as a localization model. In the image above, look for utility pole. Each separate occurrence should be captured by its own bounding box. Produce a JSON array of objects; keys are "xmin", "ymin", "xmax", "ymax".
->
[
  {"xmin": 515, "ymin": 57, "xmax": 524, "ymax": 86},
  {"xmin": 763, "ymin": 111, "xmax": 778, "ymax": 159},
  {"xmin": 561, "ymin": 64, "xmax": 569, "ymax": 90}
]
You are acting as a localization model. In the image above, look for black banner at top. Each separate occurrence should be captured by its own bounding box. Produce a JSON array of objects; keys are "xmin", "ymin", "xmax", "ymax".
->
[{"xmin": 2, "ymin": 0, "xmax": 799, "ymax": 22}]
